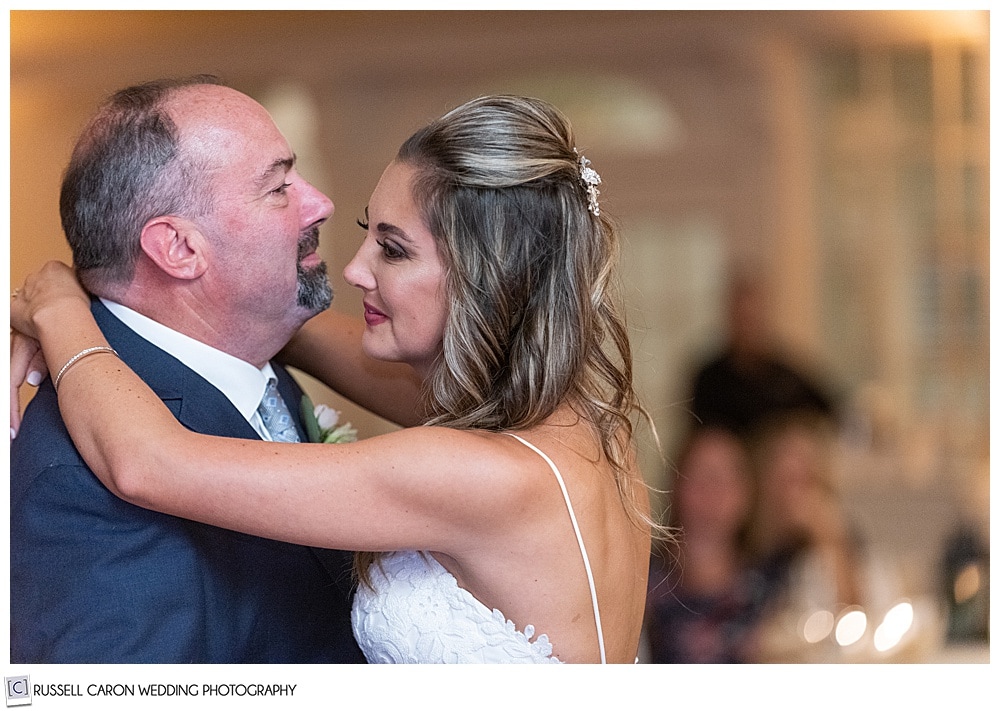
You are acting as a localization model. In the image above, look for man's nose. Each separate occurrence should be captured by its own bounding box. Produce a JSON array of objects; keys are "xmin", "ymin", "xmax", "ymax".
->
[{"xmin": 301, "ymin": 181, "xmax": 334, "ymax": 226}]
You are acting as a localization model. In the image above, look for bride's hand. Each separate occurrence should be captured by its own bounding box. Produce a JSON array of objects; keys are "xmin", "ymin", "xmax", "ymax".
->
[
  {"xmin": 10, "ymin": 331, "xmax": 47, "ymax": 439},
  {"xmin": 11, "ymin": 261, "xmax": 90, "ymax": 339},
  {"xmin": 10, "ymin": 261, "xmax": 89, "ymax": 439}
]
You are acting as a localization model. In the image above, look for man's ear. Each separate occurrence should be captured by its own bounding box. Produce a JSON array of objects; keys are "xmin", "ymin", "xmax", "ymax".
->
[{"xmin": 139, "ymin": 216, "xmax": 208, "ymax": 280}]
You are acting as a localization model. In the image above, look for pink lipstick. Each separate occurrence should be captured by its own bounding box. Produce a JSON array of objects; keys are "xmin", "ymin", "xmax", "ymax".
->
[{"xmin": 363, "ymin": 302, "xmax": 388, "ymax": 326}]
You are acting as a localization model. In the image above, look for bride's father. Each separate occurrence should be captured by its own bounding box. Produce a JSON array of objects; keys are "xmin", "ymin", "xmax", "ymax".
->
[{"xmin": 10, "ymin": 76, "xmax": 364, "ymax": 662}]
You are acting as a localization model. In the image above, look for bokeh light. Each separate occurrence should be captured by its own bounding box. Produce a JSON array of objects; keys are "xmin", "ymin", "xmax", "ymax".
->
[
  {"xmin": 834, "ymin": 608, "xmax": 868, "ymax": 647},
  {"xmin": 801, "ymin": 609, "xmax": 835, "ymax": 644},
  {"xmin": 953, "ymin": 563, "xmax": 981, "ymax": 604},
  {"xmin": 874, "ymin": 600, "xmax": 914, "ymax": 652}
]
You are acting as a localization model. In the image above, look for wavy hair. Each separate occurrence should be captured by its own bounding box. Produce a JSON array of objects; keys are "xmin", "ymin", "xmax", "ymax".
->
[{"xmin": 358, "ymin": 96, "xmax": 661, "ymax": 585}]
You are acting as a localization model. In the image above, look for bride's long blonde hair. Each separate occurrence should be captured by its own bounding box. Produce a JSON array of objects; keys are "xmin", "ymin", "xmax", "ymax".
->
[{"xmin": 356, "ymin": 95, "xmax": 658, "ymax": 587}]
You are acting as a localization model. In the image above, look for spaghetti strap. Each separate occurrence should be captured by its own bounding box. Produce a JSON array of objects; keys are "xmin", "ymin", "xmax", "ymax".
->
[{"xmin": 504, "ymin": 433, "xmax": 607, "ymax": 664}]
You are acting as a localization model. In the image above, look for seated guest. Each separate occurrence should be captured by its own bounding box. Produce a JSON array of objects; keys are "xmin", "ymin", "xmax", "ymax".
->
[
  {"xmin": 744, "ymin": 412, "xmax": 865, "ymax": 662},
  {"xmin": 645, "ymin": 426, "xmax": 771, "ymax": 663}
]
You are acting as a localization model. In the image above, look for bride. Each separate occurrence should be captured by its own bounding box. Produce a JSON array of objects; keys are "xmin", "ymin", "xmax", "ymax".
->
[{"xmin": 11, "ymin": 95, "xmax": 655, "ymax": 664}]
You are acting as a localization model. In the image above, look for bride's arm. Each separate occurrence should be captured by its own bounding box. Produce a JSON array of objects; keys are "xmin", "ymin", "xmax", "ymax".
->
[
  {"xmin": 10, "ymin": 273, "xmax": 424, "ymax": 434},
  {"xmin": 12, "ymin": 263, "xmax": 500, "ymax": 553},
  {"xmin": 279, "ymin": 309, "xmax": 425, "ymax": 427}
]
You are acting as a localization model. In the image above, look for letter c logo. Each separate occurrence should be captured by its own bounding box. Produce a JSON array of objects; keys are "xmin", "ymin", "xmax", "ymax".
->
[{"xmin": 8, "ymin": 679, "xmax": 27, "ymax": 695}]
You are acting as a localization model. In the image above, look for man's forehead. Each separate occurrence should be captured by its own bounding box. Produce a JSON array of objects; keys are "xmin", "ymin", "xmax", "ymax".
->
[
  {"xmin": 169, "ymin": 90, "xmax": 294, "ymax": 185},
  {"xmin": 169, "ymin": 85, "xmax": 282, "ymax": 146}
]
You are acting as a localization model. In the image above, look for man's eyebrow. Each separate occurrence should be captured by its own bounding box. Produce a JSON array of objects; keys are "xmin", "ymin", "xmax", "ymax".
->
[{"xmin": 255, "ymin": 154, "xmax": 296, "ymax": 189}]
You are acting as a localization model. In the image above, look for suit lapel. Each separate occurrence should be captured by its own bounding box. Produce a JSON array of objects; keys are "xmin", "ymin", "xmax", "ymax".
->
[
  {"xmin": 93, "ymin": 300, "xmax": 262, "ymax": 441},
  {"xmin": 94, "ymin": 301, "xmax": 349, "ymax": 586}
]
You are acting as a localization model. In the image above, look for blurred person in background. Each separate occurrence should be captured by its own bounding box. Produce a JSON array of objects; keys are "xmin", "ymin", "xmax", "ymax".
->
[
  {"xmin": 688, "ymin": 271, "xmax": 837, "ymax": 437},
  {"xmin": 742, "ymin": 411, "xmax": 864, "ymax": 662},
  {"xmin": 645, "ymin": 425, "xmax": 772, "ymax": 663}
]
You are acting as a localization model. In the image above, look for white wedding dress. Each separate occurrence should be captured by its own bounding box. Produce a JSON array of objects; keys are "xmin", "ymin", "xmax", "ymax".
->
[{"xmin": 351, "ymin": 434, "xmax": 606, "ymax": 664}]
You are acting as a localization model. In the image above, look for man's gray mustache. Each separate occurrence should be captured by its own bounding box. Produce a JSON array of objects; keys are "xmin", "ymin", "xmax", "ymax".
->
[{"xmin": 298, "ymin": 228, "xmax": 320, "ymax": 261}]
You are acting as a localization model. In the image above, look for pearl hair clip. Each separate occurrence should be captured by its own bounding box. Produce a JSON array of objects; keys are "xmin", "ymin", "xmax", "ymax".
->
[{"xmin": 574, "ymin": 149, "xmax": 602, "ymax": 216}]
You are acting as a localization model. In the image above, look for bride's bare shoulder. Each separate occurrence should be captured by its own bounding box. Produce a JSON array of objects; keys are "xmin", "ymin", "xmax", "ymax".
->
[{"xmin": 367, "ymin": 425, "xmax": 558, "ymax": 512}]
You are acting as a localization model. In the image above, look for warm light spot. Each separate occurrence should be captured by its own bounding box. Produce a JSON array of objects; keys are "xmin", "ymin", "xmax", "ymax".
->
[
  {"xmin": 953, "ymin": 563, "xmax": 981, "ymax": 604},
  {"xmin": 801, "ymin": 609, "xmax": 835, "ymax": 644},
  {"xmin": 834, "ymin": 608, "xmax": 867, "ymax": 647},
  {"xmin": 874, "ymin": 600, "xmax": 914, "ymax": 652}
]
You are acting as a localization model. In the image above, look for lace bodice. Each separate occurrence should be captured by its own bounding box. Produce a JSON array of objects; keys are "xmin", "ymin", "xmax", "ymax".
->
[
  {"xmin": 351, "ymin": 550, "xmax": 562, "ymax": 663},
  {"xmin": 350, "ymin": 434, "xmax": 606, "ymax": 664}
]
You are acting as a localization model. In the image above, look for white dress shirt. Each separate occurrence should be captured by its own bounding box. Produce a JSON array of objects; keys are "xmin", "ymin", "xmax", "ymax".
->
[{"xmin": 101, "ymin": 299, "xmax": 280, "ymax": 441}]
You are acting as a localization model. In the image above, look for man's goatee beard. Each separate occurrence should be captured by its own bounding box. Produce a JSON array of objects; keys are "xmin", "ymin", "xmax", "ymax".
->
[
  {"xmin": 296, "ymin": 227, "xmax": 333, "ymax": 312},
  {"xmin": 297, "ymin": 261, "xmax": 333, "ymax": 312}
]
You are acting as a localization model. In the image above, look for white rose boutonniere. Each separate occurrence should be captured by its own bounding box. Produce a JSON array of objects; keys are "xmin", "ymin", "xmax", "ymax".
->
[{"xmin": 300, "ymin": 394, "xmax": 358, "ymax": 444}]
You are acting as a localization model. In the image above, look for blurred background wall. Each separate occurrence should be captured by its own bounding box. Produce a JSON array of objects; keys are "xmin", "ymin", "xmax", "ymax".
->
[{"xmin": 9, "ymin": 10, "xmax": 989, "ymax": 661}]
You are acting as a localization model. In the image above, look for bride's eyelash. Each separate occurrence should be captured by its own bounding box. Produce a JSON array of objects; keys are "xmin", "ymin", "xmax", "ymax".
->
[
  {"xmin": 376, "ymin": 239, "xmax": 407, "ymax": 261},
  {"xmin": 357, "ymin": 218, "xmax": 369, "ymax": 230}
]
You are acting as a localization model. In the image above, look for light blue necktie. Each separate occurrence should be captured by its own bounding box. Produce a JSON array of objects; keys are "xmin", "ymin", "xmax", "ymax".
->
[{"xmin": 257, "ymin": 378, "xmax": 301, "ymax": 443}]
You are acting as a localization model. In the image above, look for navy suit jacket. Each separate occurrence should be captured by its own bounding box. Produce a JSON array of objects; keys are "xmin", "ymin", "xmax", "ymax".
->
[{"xmin": 10, "ymin": 300, "xmax": 365, "ymax": 663}]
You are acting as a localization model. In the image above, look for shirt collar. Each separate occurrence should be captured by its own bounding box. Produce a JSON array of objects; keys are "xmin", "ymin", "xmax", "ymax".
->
[{"xmin": 100, "ymin": 298, "xmax": 275, "ymax": 423}]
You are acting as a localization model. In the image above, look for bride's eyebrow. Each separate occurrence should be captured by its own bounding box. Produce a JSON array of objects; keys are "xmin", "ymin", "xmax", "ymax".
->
[
  {"xmin": 364, "ymin": 207, "xmax": 415, "ymax": 245},
  {"xmin": 375, "ymin": 221, "xmax": 414, "ymax": 245}
]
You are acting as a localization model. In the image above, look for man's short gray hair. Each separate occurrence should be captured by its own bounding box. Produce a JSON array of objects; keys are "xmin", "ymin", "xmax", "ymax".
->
[{"xmin": 59, "ymin": 74, "xmax": 223, "ymax": 293}]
